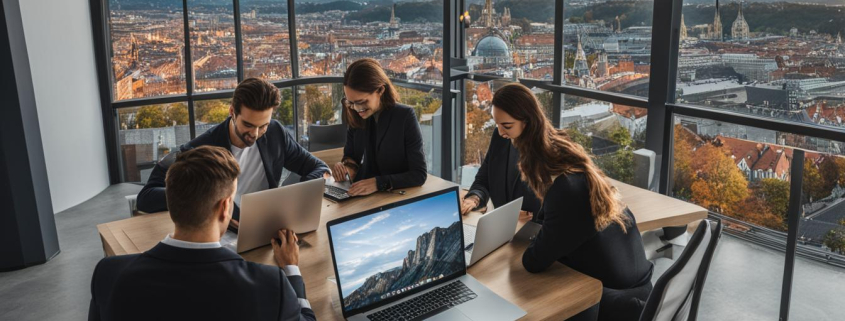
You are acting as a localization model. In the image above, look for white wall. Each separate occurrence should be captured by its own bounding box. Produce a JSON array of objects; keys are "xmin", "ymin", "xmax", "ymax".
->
[{"xmin": 18, "ymin": 0, "xmax": 110, "ymax": 213}]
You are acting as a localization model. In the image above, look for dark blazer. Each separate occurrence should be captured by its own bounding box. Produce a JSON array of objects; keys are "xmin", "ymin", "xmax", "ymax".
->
[
  {"xmin": 88, "ymin": 243, "xmax": 315, "ymax": 321},
  {"xmin": 137, "ymin": 117, "xmax": 329, "ymax": 217},
  {"xmin": 523, "ymin": 173, "xmax": 653, "ymax": 321},
  {"xmin": 466, "ymin": 130, "xmax": 541, "ymax": 214},
  {"xmin": 344, "ymin": 103, "xmax": 427, "ymax": 190}
]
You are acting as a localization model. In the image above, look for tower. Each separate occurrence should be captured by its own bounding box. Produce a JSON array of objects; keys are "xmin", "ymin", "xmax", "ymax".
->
[
  {"xmin": 731, "ymin": 0, "xmax": 750, "ymax": 40},
  {"xmin": 388, "ymin": 4, "xmax": 399, "ymax": 38},
  {"xmin": 837, "ymin": 32, "xmax": 842, "ymax": 45},
  {"xmin": 711, "ymin": 0, "xmax": 723, "ymax": 41},
  {"xmin": 680, "ymin": 14, "xmax": 688, "ymax": 40},
  {"xmin": 615, "ymin": 16, "xmax": 622, "ymax": 33},
  {"xmin": 596, "ymin": 51, "xmax": 609, "ymax": 78},
  {"xmin": 573, "ymin": 35, "xmax": 590, "ymax": 77},
  {"xmin": 502, "ymin": 8, "xmax": 511, "ymax": 26},
  {"xmin": 480, "ymin": 0, "xmax": 496, "ymax": 28}
]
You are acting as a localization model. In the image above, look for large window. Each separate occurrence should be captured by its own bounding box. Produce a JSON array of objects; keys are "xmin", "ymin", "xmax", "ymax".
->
[
  {"xmin": 117, "ymin": 103, "xmax": 191, "ymax": 183},
  {"xmin": 465, "ymin": 0, "xmax": 556, "ymax": 79},
  {"xmin": 109, "ymin": 0, "xmax": 186, "ymax": 100},
  {"xmin": 295, "ymin": 0, "xmax": 443, "ymax": 83},
  {"xmin": 241, "ymin": 0, "xmax": 292, "ymax": 81},
  {"xmin": 296, "ymin": 83, "xmax": 343, "ymax": 147},
  {"xmin": 563, "ymin": 0, "xmax": 653, "ymax": 96},
  {"xmin": 677, "ymin": 0, "xmax": 845, "ymax": 129},
  {"xmin": 188, "ymin": 0, "xmax": 238, "ymax": 92}
]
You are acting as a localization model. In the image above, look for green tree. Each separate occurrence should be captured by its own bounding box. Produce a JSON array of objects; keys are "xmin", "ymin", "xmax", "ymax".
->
[
  {"xmin": 608, "ymin": 126, "xmax": 633, "ymax": 148},
  {"xmin": 194, "ymin": 99, "xmax": 231, "ymax": 124},
  {"xmin": 566, "ymin": 126, "xmax": 592, "ymax": 151},
  {"xmin": 823, "ymin": 229, "xmax": 845, "ymax": 254},
  {"xmin": 596, "ymin": 149, "xmax": 635, "ymax": 184},
  {"xmin": 163, "ymin": 103, "xmax": 188, "ymax": 126},
  {"xmin": 136, "ymin": 105, "xmax": 167, "ymax": 129},
  {"xmin": 274, "ymin": 88, "xmax": 294, "ymax": 126},
  {"xmin": 304, "ymin": 86, "xmax": 336, "ymax": 125},
  {"xmin": 758, "ymin": 178, "xmax": 790, "ymax": 220}
]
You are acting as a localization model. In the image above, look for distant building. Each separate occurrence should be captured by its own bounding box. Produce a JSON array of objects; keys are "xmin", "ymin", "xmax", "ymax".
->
[
  {"xmin": 721, "ymin": 53, "xmax": 778, "ymax": 82},
  {"xmin": 710, "ymin": 0, "xmax": 723, "ymax": 41},
  {"xmin": 731, "ymin": 0, "xmax": 750, "ymax": 40},
  {"xmin": 573, "ymin": 35, "xmax": 590, "ymax": 77}
]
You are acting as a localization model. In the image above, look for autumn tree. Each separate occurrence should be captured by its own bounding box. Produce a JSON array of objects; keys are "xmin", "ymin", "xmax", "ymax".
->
[
  {"xmin": 819, "ymin": 156, "xmax": 843, "ymax": 193},
  {"xmin": 735, "ymin": 195, "xmax": 785, "ymax": 231},
  {"xmin": 803, "ymin": 158, "xmax": 827, "ymax": 203},
  {"xmin": 690, "ymin": 144, "xmax": 749, "ymax": 215},
  {"xmin": 672, "ymin": 125, "xmax": 695, "ymax": 200},
  {"xmin": 195, "ymin": 100, "xmax": 231, "ymax": 124}
]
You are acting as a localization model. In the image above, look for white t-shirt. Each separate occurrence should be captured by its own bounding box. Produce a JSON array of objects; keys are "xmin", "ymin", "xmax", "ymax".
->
[{"xmin": 230, "ymin": 144, "xmax": 269, "ymax": 206}]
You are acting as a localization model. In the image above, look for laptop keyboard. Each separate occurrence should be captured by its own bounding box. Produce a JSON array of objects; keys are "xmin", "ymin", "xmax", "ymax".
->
[
  {"xmin": 325, "ymin": 185, "xmax": 350, "ymax": 201},
  {"xmin": 463, "ymin": 224, "xmax": 476, "ymax": 250},
  {"xmin": 366, "ymin": 280, "xmax": 477, "ymax": 321}
]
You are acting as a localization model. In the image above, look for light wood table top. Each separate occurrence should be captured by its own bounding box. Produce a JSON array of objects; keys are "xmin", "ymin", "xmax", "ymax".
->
[
  {"xmin": 98, "ymin": 175, "xmax": 602, "ymax": 320},
  {"xmin": 608, "ymin": 178, "xmax": 708, "ymax": 232}
]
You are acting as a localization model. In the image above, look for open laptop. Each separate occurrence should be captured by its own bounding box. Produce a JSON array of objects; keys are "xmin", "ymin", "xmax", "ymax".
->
[
  {"xmin": 222, "ymin": 178, "xmax": 325, "ymax": 253},
  {"xmin": 326, "ymin": 187, "xmax": 526, "ymax": 321},
  {"xmin": 324, "ymin": 176, "xmax": 353, "ymax": 202},
  {"xmin": 463, "ymin": 197, "xmax": 523, "ymax": 267}
]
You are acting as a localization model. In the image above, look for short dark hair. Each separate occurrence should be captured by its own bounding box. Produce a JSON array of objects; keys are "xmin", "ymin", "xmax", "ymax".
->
[
  {"xmin": 165, "ymin": 146, "xmax": 240, "ymax": 230},
  {"xmin": 232, "ymin": 78, "xmax": 281, "ymax": 115}
]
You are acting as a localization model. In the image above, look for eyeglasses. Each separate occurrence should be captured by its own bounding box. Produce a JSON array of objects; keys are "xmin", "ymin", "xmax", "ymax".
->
[{"xmin": 342, "ymin": 98, "xmax": 367, "ymax": 111}]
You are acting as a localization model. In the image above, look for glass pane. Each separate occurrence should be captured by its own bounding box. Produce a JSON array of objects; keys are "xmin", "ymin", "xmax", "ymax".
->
[
  {"xmin": 295, "ymin": 0, "xmax": 443, "ymax": 83},
  {"xmin": 117, "ymin": 103, "xmax": 191, "ymax": 183},
  {"xmin": 188, "ymin": 0, "xmax": 238, "ymax": 92},
  {"xmin": 677, "ymin": 0, "xmax": 845, "ymax": 130},
  {"xmin": 396, "ymin": 85, "xmax": 443, "ymax": 175},
  {"xmin": 563, "ymin": 0, "xmax": 653, "ymax": 97},
  {"xmin": 193, "ymin": 98, "xmax": 232, "ymax": 136},
  {"xmin": 466, "ymin": 0, "xmax": 556, "ymax": 79},
  {"xmin": 241, "ymin": 0, "xmax": 292, "ymax": 81},
  {"xmin": 792, "ymin": 148, "xmax": 845, "ymax": 319},
  {"xmin": 109, "ymin": 0, "xmax": 186, "ymax": 100},
  {"xmin": 560, "ymin": 96, "xmax": 647, "ymax": 184},
  {"xmin": 296, "ymin": 83, "xmax": 343, "ymax": 147}
]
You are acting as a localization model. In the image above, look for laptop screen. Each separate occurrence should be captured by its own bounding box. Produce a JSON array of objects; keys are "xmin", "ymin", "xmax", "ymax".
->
[{"xmin": 328, "ymin": 189, "xmax": 466, "ymax": 314}]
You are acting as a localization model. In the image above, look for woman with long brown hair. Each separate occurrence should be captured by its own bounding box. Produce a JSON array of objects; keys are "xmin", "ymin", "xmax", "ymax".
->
[
  {"xmin": 330, "ymin": 58, "xmax": 427, "ymax": 195},
  {"xmin": 491, "ymin": 83, "xmax": 653, "ymax": 321}
]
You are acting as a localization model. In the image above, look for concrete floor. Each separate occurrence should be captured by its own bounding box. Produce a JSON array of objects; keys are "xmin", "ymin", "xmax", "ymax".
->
[
  {"xmin": 1, "ymin": 183, "xmax": 844, "ymax": 320},
  {"xmin": 0, "ymin": 183, "xmax": 142, "ymax": 321}
]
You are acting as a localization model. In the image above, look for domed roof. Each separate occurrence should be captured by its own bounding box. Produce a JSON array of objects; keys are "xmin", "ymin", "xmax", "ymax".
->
[{"xmin": 473, "ymin": 36, "xmax": 510, "ymax": 57}]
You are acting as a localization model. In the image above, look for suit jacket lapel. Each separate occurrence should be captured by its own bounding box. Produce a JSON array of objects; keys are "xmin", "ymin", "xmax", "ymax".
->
[{"xmin": 375, "ymin": 107, "xmax": 393, "ymax": 152}]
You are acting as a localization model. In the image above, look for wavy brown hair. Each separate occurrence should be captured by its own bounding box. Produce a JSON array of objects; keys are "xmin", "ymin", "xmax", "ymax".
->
[
  {"xmin": 342, "ymin": 58, "xmax": 400, "ymax": 129},
  {"xmin": 492, "ymin": 83, "xmax": 628, "ymax": 232}
]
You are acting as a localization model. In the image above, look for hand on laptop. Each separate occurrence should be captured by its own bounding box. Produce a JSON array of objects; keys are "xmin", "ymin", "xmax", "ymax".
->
[
  {"xmin": 332, "ymin": 162, "xmax": 357, "ymax": 182},
  {"xmin": 518, "ymin": 211, "xmax": 533, "ymax": 224},
  {"xmin": 460, "ymin": 195, "xmax": 480, "ymax": 215},
  {"xmin": 271, "ymin": 229, "xmax": 299, "ymax": 267},
  {"xmin": 348, "ymin": 178, "xmax": 377, "ymax": 196}
]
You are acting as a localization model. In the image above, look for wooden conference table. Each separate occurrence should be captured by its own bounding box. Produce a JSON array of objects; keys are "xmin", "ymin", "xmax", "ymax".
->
[{"xmin": 98, "ymin": 150, "xmax": 707, "ymax": 320}]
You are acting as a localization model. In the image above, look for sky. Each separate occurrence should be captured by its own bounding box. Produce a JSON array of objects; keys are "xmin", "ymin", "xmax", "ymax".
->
[{"xmin": 330, "ymin": 191, "xmax": 461, "ymax": 298}]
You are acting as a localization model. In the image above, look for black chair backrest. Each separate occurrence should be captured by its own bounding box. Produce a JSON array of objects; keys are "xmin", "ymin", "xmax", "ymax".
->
[
  {"xmin": 309, "ymin": 124, "xmax": 347, "ymax": 152},
  {"xmin": 640, "ymin": 218, "xmax": 723, "ymax": 321}
]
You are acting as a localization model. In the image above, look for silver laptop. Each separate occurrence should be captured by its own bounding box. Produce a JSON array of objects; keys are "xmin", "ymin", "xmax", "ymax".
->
[
  {"xmin": 224, "ymin": 178, "xmax": 325, "ymax": 253},
  {"xmin": 463, "ymin": 197, "xmax": 523, "ymax": 267},
  {"xmin": 326, "ymin": 187, "xmax": 525, "ymax": 321}
]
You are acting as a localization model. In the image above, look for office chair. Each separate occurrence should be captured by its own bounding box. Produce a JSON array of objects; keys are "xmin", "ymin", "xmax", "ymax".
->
[
  {"xmin": 639, "ymin": 218, "xmax": 723, "ymax": 321},
  {"xmin": 308, "ymin": 124, "xmax": 347, "ymax": 152}
]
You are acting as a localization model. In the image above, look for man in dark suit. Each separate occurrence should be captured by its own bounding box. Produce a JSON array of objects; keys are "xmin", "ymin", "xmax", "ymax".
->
[
  {"xmin": 89, "ymin": 146, "xmax": 315, "ymax": 321},
  {"xmin": 137, "ymin": 78, "xmax": 329, "ymax": 226}
]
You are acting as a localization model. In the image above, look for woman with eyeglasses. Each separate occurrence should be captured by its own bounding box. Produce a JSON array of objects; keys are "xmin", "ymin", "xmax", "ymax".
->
[
  {"xmin": 491, "ymin": 84, "xmax": 652, "ymax": 321},
  {"xmin": 331, "ymin": 58, "xmax": 427, "ymax": 196}
]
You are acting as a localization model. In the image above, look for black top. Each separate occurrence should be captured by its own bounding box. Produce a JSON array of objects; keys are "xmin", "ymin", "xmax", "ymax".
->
[
  {"xmin": 88, "ymin": 243, "xmax": 315, "ymax": 321},
  {"xmin": 522, "ymin": 172, "xmax": 653, "ymax": 290},
  {"xmin": 466, "ymin": 130, "xmax": 541, "ymax": 214},
  {"xmin": 136, "ymin": 117, "xmax": 329, "ymax": 217},
  {"xmin": 344, "ymin": 103, "xmax": 427, "ymax": 190}
]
